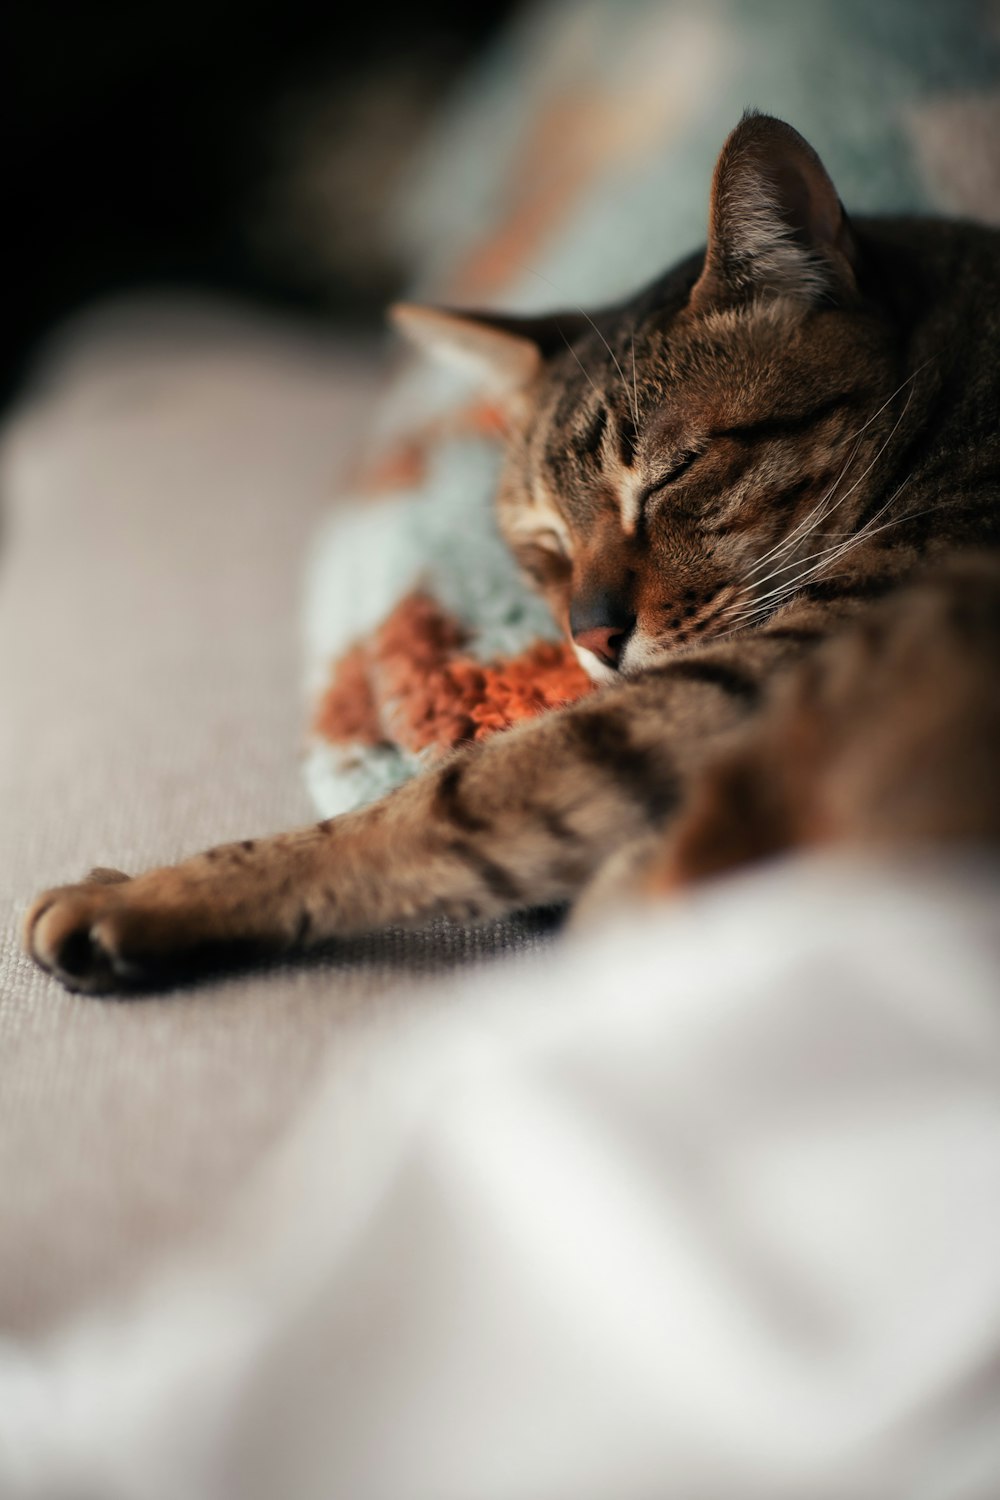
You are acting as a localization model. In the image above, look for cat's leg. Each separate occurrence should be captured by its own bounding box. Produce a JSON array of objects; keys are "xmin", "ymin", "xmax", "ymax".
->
[
  {"xmin": 568, "ymin": 732, "xmax": 800, "ymax": 919},
  {"xmin": 24, "ymin": 695, "xmax": 676, "ymax": 992},
  {"xmin": 567, "ymin": 833, "xmax": 669, "ymax": 929},
  {"xmin": 25, "ymin": 630, "xmax": 810, "ymax": 992}
]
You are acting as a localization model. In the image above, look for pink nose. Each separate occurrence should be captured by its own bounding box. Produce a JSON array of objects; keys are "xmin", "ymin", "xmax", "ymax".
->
[{"xmin": 573, "ymin": 625, "xmax": 628, "ymax": 668}]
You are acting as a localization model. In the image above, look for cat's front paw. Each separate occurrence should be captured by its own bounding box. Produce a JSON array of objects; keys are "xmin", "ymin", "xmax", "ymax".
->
[{"xmin": 25, "ymin": 869, "xmax": 148, "ymax": 994}]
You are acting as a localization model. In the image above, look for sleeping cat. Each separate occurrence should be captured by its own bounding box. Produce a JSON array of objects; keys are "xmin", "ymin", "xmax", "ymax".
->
[{"xmin": 25, "ymin": 112, "xmax": 1000, "ymax": 992}]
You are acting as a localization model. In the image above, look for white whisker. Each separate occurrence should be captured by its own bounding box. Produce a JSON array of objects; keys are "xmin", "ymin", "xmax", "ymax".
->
[
  {"xmin": 745, "ymin": 430, "xmax": 908, "ymax": 598},
  {"xmin": 553, "ymin": 320, "xmax": 604, "ymax": 405},
  {"xmin": 744, "ymin": 433, "xmax": 865, "ymax": 581},
  {"xmin": 630, "ymin": 331, "xmax": 640, "ymax": 433},
  {"xmin": 732, "ymin": 488, "xmax": 910, "ymax": 620},
  {"xmin": 726, "ymin": 478, "xmax": 925, "ymax": 627},
  {"xmin": 743, "ymin": 361, "xmax": 931, "ymax": 583},
  {"xmin": 522, "ymin": 264, "xmax": 639, "ymax": 430},
  {"xmin": 729, "ymin": 384, "xmax": 919, "ymax": 628}
]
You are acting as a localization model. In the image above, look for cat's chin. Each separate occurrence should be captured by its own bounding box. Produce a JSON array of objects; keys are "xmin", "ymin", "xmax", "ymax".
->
[
  {"xmin": 617, "ymin": 639, "xmax": 667, "ymax": 678},
  {"xmin": 573, "ymin": 639, "xmax": 671, "ymax": 685},
  {"xmin": 572, "ymin": 643, "xmax": 621, "ymax": 687}
]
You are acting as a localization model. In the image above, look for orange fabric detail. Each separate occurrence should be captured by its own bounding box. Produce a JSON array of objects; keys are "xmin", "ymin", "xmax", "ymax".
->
[
  {"xmin": 466, "ymin": 638, "xmax": 595, "ymax": 738},
  {"xmin": 352, "ymin": 399, "xmax": 509, "ymax": 499},
  {"xmin": 358, "ymin": 441, "xmax": 428, "ymax": 497},
  {"xmin": 313, "ymin": 641, "xmax": 385, "ymax": 748},
  {"xmin": 443, "ymin": 70, "xmax": 685, "ymax": 302},
  {"xmin": 462, "ymin": 399, "xmax": 509, "ymax": 438},
  {"xmin": 446, "ymin": 91, "xmax": 604, "ymax": 301},
  {"xmin": 315, "ymin": 591, "xmax": 594, "ymax": 760}
]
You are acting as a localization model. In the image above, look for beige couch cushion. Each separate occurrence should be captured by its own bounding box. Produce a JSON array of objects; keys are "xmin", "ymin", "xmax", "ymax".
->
[{"xmin": 0, "ymin": 300, "xmax": 553, "ymax": 1333}]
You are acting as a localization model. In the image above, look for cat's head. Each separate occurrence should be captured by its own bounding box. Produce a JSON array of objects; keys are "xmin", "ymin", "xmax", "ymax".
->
[{"xmin": 394, "ymin": 112, "xmax": 899, "ymax": 683}]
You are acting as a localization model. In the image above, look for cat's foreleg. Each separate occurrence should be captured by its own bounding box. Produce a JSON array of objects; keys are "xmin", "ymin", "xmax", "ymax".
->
[{"xmin": 24, "ymin": 691, "xmax": 688, "ymax": 993}]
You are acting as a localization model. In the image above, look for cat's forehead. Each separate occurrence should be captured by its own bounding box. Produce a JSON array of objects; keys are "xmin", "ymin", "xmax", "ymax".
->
[
  {"xmin": 535, "ymin": 293, "xmax": 822, "ymax": 464},
  {"xmin": 539, "ymin": 384, "xmax": 634, "ymax": 510},
  {"xmin": 534, "ymin": 318, "xmax": 686, "ymax": 476},
  {"xmin": 518, "ymin": 293, "xmax": 858, "ymax": 544}
]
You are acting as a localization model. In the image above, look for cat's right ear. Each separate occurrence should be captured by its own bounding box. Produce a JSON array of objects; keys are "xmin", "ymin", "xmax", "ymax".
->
[
  {"xmin": 689, "ymin": 111, "xmax": 859, "ymax": 314},
  {"xmin": 390, "ymin": 304, "xmax": 585, "ymax": 397}
]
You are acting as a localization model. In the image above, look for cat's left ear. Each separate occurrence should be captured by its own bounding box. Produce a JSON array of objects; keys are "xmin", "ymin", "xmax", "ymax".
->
[
  {"xmin": 690, "ymin": 111, "xmax": 859, "ymax": 314},
  {"xmin": 390, "ymin": 304, "xmax": 587, "ymax": 396}
]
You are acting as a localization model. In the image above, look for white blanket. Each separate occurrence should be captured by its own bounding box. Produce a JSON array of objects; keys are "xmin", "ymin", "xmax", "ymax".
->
[{"xmin": 3, "ymin": 852, "xmax": 1000, "ymax": 1500}]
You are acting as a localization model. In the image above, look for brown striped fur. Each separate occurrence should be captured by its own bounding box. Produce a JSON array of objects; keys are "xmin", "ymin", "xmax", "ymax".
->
[{"xmin": 25, "ymin": 114, "xmax": 1000, "ymax": 991}]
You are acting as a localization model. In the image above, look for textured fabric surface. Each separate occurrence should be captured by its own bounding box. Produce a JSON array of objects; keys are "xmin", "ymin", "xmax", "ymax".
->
[
  {"xmin": 7, "ymin": 0, "xmax": 1000, "ymax": 1439},
  {"xmin": 0, "ymin": 300, "xmax": 555, "ymax": 1335},
  {"xmin": 4, "ymin": 855, "xmax": 1000, "ymax": 1500}
]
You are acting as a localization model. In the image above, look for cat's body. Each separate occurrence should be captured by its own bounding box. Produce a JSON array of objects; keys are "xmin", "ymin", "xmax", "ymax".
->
[{"xmin": 25, "ymin": 114, "xmax": 1000, "ymax": 992}]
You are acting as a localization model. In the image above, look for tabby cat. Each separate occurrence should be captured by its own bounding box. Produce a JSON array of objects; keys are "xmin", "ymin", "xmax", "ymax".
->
[{"xmin": 25, "ymin": 113, "xmax": 1000, "ymax": 992}]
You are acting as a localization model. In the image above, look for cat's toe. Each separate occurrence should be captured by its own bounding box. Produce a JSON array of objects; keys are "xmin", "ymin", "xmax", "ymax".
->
[{"xmin": 25, "ymin": 886, "xmax": 137, "ymax": 994}]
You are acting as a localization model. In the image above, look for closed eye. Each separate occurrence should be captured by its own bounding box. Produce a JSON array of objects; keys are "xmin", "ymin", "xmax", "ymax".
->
[
  {"xmin": 513, "ymin": 528, "xmax": 572, "ymax": 584},
  {"xmin": 640, "ymin": 448, "xmax": 703, "ymax": 504},
  {"xmin": 524, "ymin": 528, "xmax": 568, "ymax": 558}
]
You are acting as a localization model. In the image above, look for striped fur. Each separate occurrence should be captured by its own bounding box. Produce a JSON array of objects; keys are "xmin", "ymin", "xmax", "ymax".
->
[{"xmin": 25, "ymin": 114, "xmax": 1000, "ymax": 992}]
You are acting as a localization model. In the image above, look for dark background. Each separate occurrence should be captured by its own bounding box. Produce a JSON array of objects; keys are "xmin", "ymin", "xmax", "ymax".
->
[{"xmin": 5, "ymin": 0, "xmax": 518, "ymax": 404}]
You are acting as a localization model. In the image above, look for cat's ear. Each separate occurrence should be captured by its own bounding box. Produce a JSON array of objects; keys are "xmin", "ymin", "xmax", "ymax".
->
[
  {"xmin": 390, "ymin": 304, "xmax": 586, "ymax": 395},
  {"xmin": 689, "ymin": 112, "xmax": 859, "ymax": 314}
]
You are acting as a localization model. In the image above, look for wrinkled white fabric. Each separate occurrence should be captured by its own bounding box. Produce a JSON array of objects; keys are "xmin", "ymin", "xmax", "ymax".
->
[{"xmin": 2, "ymin": 854, "xmax": 1000, "ymax": 1500}]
